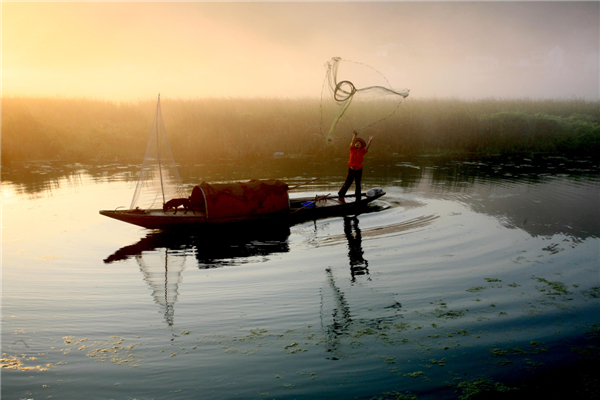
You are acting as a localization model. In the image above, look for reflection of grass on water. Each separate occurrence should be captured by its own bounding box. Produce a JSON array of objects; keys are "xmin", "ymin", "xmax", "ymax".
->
[{"xmin": 2, "ymin": 97, "xmax": 599, "ymax": 165}]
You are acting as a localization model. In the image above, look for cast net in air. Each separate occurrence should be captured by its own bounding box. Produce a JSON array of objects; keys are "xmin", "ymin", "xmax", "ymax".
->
[
  {"xmin": 320, "ymin": 57, "xmax": 410, "ymax": 142},
  {"xmin": 130, "ymin": 95, "xmax": 186, "ymax": 210}
]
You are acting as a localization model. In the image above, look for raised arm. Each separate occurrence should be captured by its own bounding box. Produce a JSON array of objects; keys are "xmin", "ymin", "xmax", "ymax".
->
[
  {"xmin": 350, "ymin": 130, "xmax": 358, "ymax": 147},
  {"xmin": 365, "ymin": 135, "xmax": 374, "ymax": 150}
]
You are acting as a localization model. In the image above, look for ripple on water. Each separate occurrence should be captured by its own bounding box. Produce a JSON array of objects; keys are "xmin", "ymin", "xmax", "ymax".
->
[{"xmin": 2, "ymin": 157, "xmax": 599, "ymax": 400}]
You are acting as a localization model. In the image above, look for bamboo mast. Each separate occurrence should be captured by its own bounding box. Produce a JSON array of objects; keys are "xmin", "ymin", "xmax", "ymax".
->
[{"xmin": 157, "ymin": 93, "xmax": 166, "ymax": 205}]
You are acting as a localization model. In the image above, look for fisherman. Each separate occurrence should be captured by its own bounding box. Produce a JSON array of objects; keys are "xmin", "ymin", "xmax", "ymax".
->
[{"xmin": 338, "ymin": 130, "xmax": 374, "ymax": 202}]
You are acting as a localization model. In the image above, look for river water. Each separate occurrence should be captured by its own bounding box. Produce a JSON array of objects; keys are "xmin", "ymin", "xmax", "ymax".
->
[{"xmin": 2, "ymin": 155, "xmax": 599, "ymax": 399}]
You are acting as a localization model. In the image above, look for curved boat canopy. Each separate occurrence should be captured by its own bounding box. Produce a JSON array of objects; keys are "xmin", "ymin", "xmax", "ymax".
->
[{"xmin": 190, "ymin": 179, "xmax": 289, "ymax": 220}]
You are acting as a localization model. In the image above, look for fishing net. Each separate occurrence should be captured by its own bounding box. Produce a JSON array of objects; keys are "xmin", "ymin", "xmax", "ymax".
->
[
  {"xmin": 130, "ymin": 95, "xmax": 186, "ymax": 210},
  {"xmin": 320, "ymin": 57, "xmax": 410, "ymax": 142}
]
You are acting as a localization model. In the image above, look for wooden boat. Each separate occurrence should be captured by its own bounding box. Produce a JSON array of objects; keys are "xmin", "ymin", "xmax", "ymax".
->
[
  {"xmin": 99, "ymin": 95, "xmax": 385, "ymax": 230},
  {"xmin": 100, "ymin": 189, "xmax": 385, "ymax": 230}
]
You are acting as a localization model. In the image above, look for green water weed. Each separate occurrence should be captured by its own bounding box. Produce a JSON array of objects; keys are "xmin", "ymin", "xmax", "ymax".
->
[
  {"xmin": 371, "ymin": 391, "xmax": 418, "ymax": 400},
  {"xmin": 456, "ymin": 378, "xmax": 514, "ymax": 399},
  {"xmin": 534, "ymin": 277, "xmax": 570, "ymax": 295},
  {"xmin": 466, "ymin": 286, "xmax": 486, "ymax": 293}
]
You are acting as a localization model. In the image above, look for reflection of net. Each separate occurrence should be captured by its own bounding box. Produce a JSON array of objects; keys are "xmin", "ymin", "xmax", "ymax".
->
[
  {"xmin": 321, "ymin": 57, "xmax": 410, "ymax": 142},
  {"xmin": 136, "ymin": 251, "xmax": 185, "ymax": 327},
  {"xmin": 130, "ymin": 95, "xmax": 186, "ymax": 210}
]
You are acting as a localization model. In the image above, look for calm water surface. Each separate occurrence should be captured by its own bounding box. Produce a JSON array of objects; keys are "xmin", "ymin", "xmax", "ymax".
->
[{"xmin": 2, "ymin": 155, "xmax": 599, "ymax": 399}]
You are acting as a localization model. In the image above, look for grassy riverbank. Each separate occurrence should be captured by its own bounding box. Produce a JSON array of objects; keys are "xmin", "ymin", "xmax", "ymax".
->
[{"xmin": 2, "ymin": 96, "xmax": 599, "ymax": 165}]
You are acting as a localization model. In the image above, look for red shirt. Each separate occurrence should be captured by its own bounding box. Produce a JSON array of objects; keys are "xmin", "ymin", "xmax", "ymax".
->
[{"xmin": 347, "ymin": 147, "xmax": 368, "ymax": 170}]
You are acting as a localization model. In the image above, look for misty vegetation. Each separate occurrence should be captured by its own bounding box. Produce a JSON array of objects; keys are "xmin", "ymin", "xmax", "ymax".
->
[{"xmin": 2, "ymin": 97, "xmax": 599, "ymax": 165}]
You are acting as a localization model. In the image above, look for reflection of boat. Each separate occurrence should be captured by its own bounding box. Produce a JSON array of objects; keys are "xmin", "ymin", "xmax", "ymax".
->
[
  {"xmin": 99, "ymin": 94, "xmax": 385, "ymax": 230},
  {"xmin": 103, "ymin": 227, "xmax": 291, "ymax": 268},
  {"xmin": 104, "ymin": 228, "xmax": 291, "ymax": 325}
]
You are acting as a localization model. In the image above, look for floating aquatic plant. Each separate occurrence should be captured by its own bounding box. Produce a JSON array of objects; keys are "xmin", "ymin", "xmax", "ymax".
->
[
  {"xmin": 456, "ymin": 378, "xmax": 514, "ymax": 399},
  {"xmin": 1, "ymin": 354, "xmax": 51, "ymax": 371},
  {"xmin": 466, "ymin": 286, "xmax": 486, "ymax": 293},
  {"xmin": 490, "ymin": 348, "xmax": 509, "ymax": 356},
  {"xmin": 534, "ymin": 277, "xmax": 570, "ymax": 295},
  {"xmin": 370, "ymin": 391, "xmax": 418, "ymax": 400}
]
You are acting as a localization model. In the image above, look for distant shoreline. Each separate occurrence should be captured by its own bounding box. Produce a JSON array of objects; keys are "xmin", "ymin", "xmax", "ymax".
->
[{"xmin": 2, "ymin": 97, "xmax": 599, "ymax": 165}]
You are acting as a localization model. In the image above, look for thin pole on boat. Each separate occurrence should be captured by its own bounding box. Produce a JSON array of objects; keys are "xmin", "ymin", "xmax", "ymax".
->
[
  {"xmin": 288, "ymin": 177, "xmax": 319, "ymax": 190},
  {"xmin": 157, "ymin": 93, "xmax": 166, "ymax": 205},
  {"xmin": 291, "ymin": 193, "xmax": 331, "ymax": 214}
]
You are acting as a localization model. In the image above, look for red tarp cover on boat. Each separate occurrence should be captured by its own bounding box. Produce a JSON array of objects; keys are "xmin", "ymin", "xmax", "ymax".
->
[{"xmin": 190, "ymin": 180, "xmax": 289, "ymax": 220}]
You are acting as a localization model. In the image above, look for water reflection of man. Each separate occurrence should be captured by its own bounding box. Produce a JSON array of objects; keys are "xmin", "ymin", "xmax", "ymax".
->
[
  {"xmin": 343, "ymin": 216, "xmax": 370, "ymax": 282},
  {"xmin": 323, "ymin": 267, "xmax": 352, "ymax": 359}
]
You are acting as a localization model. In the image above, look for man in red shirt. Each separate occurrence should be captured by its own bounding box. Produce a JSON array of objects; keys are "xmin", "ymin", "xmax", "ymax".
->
[{"xmin": 338, "ymin": 130, "xmax": 374, "ymax": 202}]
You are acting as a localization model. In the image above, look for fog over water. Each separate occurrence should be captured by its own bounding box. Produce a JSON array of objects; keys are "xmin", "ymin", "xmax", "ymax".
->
[{"xmin": 2, "ymin": 1, "xmax": 598, "ymax": 100}]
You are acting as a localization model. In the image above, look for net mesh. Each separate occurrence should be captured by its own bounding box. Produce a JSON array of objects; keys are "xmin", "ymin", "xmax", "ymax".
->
[
  {"xmin": 320, "ymin": 57, "xmax": 410, "ymax": 142},
  {"xmin": 130, "ymin": 95, "xmax": 186, "ymax": 210}
]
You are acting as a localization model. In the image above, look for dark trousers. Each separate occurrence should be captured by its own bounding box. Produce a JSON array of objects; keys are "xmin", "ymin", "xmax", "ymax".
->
[{"xmin": 338, "ymin": 168, "xmax": 363, "ymax": 200}]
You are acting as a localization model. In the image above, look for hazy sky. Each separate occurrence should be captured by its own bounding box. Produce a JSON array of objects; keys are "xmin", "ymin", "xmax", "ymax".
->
[{"xmin": 2, "ymin": 1, "xmax": 598, "ymax": 100}]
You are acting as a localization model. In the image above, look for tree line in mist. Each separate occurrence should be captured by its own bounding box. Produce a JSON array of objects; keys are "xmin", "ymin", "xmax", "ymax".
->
[{"xmin": 2, "ymin": 96, "xmax": 599, "ymax": 165}]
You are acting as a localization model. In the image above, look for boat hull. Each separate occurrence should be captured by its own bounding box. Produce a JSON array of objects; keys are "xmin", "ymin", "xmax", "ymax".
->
[{"xmin": 100, "ymin": 192, "xmax": 385, "ymax": 230}]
